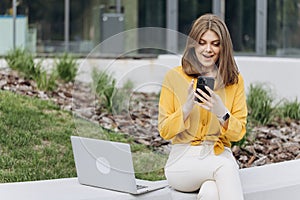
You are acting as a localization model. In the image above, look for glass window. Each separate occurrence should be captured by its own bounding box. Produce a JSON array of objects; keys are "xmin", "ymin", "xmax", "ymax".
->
[
  {"xmin": 137, "ymin": 0, "xmax": 166, "ymax": 54},
  {"xmin": 2, "ymin": 0, "xmax": 300, "ymax": 57},
  {"xmin": 225, "ymin": 0, "xmax": 256, "ymax": 54},
  {"xmin": 268, "ymin": 0, "xmax": 300, "ymax": 57},
  {"xmin": 138, "ymin": 0, "xmax": 166, "ymax": 28},
  {"xmin": 178, "ymin": 0, "xmax": 212, "ymax": 51}
]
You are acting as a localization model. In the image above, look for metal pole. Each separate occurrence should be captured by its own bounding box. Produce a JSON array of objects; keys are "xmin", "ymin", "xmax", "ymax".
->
[
  {"xmin": 116, "ymin": 0, "xmax": 121, "ymax": 13},
  {"xmin": 166, "ymin": 0, "xmax": 178, "ymax": 53},
  {"xmin": 64, "ymin": 0, "xmax": 70, "ymax": 52},
  {"xmin": 256, "ymin": 0, "xmax": 267, "ymax": 55},
  {"xmin": 212, "ymin": 0, "xmax": 225, "ymax": 20},
  {"xmin": 12, "ymin": 0, "xmax": 17, "ymax": 50}
]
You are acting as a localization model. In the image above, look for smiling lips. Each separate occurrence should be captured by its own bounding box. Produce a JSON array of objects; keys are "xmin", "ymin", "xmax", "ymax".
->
[{"xmin": 202, "ymin": 54, "xmax": 214, "ymax": 59}]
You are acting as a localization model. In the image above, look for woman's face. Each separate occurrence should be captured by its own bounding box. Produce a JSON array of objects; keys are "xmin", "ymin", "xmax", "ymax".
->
[{"xmin": 194, "ymin": 30, "xmax": 220, "ymax": 68}]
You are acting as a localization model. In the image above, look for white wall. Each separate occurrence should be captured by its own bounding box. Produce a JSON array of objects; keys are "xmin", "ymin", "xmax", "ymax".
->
[
  {"xmin": 76, "ymin": 55, "xmax": 300, "ymax": 101},
  {"xmin": 75, "ymin": 54, "xmax": 182, "ymax": 94},
  {"xmin": 236, "ymin": 56, "xmax": 300, "ymax": 101}
]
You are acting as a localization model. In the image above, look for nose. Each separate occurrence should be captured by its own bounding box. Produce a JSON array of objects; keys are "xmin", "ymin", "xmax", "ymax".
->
[{"xmin": 204, "ymin": 44, "xmax": 212, "ymax": 52}]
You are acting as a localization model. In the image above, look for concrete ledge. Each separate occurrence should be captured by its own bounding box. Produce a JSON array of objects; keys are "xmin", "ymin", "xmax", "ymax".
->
[
  {"xmin": 0, "ymin": 159, "xmax": 299, "ymax": 200},
  {"xmin": 168, "ymin": 159, "xmax": 300, "ymax": 200},
  {"xmin": 240, "ymin": 159, "xmax": 300, "ymax": 200},
  {"xmin": 0, "ymin": 178, "xmax": 172, "ymax": 200}
]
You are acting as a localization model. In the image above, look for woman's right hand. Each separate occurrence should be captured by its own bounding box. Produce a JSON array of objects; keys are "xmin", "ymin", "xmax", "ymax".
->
[{"xmin": 182, "ymin": 79, "xmax": 195, "ymax": 121}]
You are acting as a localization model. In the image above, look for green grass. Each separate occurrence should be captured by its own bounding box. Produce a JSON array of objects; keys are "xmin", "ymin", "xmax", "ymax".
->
[{"xmin": 0, "ymin": 90, "xmax": 166, "ymax": 183}]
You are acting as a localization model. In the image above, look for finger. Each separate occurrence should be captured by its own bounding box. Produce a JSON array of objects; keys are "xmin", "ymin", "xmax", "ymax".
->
[
  {"xmin": 194, "ymin": 101, "xmax": 211, "ymax": 111},
  {"xmin": 197, "ymin": 88, "xmax": 211, "ymax": 102},
  {"xmin": 204, "ymin": 86, "xmax": 214, "ymax": 95},
  {"xmin": 194, "ymin": 87, "xmax": 210, "ymax": 103},
  {"xmin": 194, "ymin": 91, "xmax": 206, "ymax": 103},
  {"xmin": 194, "ymin": 93, "xmax": 214, "ymax": 110},
  {"xmin": 188, "ymin": 79, "xmax": 194, "ymax": 93},
  {"xmin": 201, "ymin": 105, "xmax": 211, "ymax": 110}
]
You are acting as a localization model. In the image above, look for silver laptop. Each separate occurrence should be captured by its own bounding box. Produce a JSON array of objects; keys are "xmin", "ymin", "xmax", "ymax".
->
[{"xmin": 70, "ymin": 136, "xmax": 168, "ymax": 194}]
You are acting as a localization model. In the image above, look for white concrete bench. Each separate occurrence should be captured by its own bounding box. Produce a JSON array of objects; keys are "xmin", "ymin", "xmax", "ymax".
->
[
  {"xmin": 240, "ymin": 159, "xmax": 300, "ymax": 200},
  {"xmin": 167, "ymin": 159, "xmax": 300, "ymax": 200},
  {"xmin": 1, "ymin": 159, "xmax": 299, "ymax": 200}
]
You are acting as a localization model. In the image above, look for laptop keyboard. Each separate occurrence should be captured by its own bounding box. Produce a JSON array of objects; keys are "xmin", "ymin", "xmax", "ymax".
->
[{"xmin": 136, "ymin": 184, "xmax": 148, "ymax": 190}]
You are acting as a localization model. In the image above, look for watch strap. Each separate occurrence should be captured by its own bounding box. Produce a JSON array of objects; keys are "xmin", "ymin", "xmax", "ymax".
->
[{"xmin": 217, "ymin": 112, "xmax": 230, "ymax": 124}]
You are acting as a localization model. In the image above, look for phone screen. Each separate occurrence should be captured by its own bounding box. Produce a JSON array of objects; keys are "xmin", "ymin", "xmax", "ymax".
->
[{"xmin": 195, "ymin": 76, "xmax": 215, "ymax": 103}]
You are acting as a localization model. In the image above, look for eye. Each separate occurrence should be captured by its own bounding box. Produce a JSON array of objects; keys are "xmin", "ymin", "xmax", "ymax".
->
[
  {"xmin": 199, "ymin": 40, "xmax": 206, "ymax": 45},
  {"xmin": 212, "ymin": 41, "xmax": 220, "ymax": 47}
]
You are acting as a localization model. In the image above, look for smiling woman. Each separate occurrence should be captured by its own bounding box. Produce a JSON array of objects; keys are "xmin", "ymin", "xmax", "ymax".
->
[{"xmin": 158, "ymin": 13, "xmax": 247, "ymax": 200}]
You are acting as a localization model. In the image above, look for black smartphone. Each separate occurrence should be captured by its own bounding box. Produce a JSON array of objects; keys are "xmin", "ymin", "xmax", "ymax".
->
[{"xmin": 195, "ymin": 76, "xmax": 215, "ymax": 103}]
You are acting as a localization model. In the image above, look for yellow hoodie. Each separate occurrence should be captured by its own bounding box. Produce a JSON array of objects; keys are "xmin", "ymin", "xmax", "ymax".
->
[{"xmin": 158, "ymin": 66, "xmax": 247, "ymax": 155}]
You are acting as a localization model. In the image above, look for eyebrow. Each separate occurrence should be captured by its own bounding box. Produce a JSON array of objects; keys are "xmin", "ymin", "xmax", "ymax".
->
[{"xmin": 199, "ymin": 39, "xmax": 220, "ymax": 43}]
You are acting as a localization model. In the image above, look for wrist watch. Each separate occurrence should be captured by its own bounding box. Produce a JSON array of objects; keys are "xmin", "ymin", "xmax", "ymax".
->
[{"xmin": 218, "ymin": 112, "xmax": 230, "ymax": 124}]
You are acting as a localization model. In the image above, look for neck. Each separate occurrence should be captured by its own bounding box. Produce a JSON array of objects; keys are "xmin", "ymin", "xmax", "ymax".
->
[{"xmin": 201, "ymin": 66, "xmax": 217, "ymax": 77}]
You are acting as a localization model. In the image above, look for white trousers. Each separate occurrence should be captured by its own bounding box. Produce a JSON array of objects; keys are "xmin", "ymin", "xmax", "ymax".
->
[{"xmin": 165, "ymin": 143, "xmax": 244, "ymax": 200}]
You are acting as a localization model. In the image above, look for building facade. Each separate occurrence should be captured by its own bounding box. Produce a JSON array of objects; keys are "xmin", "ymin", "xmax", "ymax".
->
[{"xmin": 1, "ymin": 0, "xmax": 299, "ymax": 57}]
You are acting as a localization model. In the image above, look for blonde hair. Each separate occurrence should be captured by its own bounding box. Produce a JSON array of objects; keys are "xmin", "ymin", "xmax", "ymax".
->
[{"xmin": 182, "ymin": 14, "xmax": 239, "ymax": 86}]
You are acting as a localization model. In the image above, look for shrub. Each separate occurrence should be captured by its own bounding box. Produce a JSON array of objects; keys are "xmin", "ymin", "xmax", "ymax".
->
[
  {"xmin": 5, "ymin": 47, "xmax": 41, "ymax": 80},
  {"xmin": 5, "ymin": 48, "xmax": 30, "ymax": 71},
  {"xmin": 112, "ymin": 80, "xmax": 134, "ymax": 114},
  {"xmin": 91, "ymin": 68, "xmax": 134, "ymax": 113},
  {"xmin": 246, "ymin": 83, "xmax": 276, "ymax": 125},
  {"xmin": 277, "ymin": 98, "xmax": 300, "ymax": 120},
  {"xmin": 4, "ymin": 48, "xmax": 61, "ymax": 91},
  {"xmin": 91, "ymin": 68, "xmax": 116, "ymax": 112},
  {"xmin": 35, "ymin": 71, "xmax": 58, "ymax": 92},
  {"xmin": 54, "ymin": 53, "xmax": 78, "ymax": 83}
]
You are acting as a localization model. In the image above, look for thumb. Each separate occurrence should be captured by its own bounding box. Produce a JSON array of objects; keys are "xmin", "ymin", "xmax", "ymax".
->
[{"xmin": 188, "ymin": 79, "xmax": 194, "ymax": 93}]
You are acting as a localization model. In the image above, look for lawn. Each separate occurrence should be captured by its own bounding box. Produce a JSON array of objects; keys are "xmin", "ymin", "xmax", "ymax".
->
[{"xmin": 0, "ymin": 90, "xmax": 166, "ymax": 183}]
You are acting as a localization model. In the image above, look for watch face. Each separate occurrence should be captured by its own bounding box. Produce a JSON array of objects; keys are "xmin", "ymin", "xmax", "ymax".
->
[{"xmin": 223, "ymin": 113, "xmax": 230, "ymax": 121}]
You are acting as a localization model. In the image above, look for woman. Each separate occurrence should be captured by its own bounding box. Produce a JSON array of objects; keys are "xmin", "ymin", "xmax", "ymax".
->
[{"xmin": 158, "ymin": 14, "xmax": 247, "ymax": 200}]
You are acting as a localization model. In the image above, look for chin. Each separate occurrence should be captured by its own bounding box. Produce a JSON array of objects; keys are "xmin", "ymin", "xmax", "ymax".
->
[{"xmin": 200, "ymin": 61, "xmax": 215, "ymax": 67}]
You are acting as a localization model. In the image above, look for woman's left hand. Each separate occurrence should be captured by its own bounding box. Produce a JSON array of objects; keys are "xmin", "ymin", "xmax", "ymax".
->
[{"xmin": 194, "ymin": 86, "xmax": 228, "ymax": 118}]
